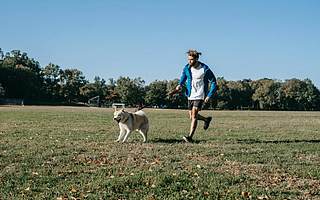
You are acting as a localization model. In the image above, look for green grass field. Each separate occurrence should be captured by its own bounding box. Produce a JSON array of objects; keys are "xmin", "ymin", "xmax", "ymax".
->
[{"xmin": 0, "ymin": 106, "xmax": 319, "ymax": 199}]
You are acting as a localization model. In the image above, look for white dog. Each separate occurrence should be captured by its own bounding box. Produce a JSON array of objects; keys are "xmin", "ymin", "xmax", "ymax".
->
[{"xmin": 113, "ymin": 109, "xmax": 149, "ymax": 143}]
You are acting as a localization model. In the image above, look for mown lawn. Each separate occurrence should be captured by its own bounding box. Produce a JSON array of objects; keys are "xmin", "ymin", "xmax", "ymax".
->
[{"xmin": 0, "ymin": 106, "xmax": 319, "ymax": 199}]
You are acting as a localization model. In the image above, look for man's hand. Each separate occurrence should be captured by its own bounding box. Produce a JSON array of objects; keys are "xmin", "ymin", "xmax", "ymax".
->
[
  {"xmin": 169, "ymin": 85, "xmax": 182, "ymax": 96},
  {"xmin": 204, "ymin": 96, "xmax": 210, "ymax": 104}
]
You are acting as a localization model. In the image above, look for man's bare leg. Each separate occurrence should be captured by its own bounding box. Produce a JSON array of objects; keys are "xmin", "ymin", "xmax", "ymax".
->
[
  {"xmin": 188, "ymin": 107, "xmax": 199, "ymax": 139},
  {"xmin": 184, "ymin": 108, "xmax": 212, "ymax": 142}
]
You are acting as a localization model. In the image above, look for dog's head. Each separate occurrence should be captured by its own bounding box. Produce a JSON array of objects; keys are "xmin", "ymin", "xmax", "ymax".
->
[{"xmin": 113, "ymin": 109, "xmax": 126, "ymax": 123}]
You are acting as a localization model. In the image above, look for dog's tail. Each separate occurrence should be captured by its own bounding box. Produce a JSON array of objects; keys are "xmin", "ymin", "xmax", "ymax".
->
[{"xmin": 134, "ymin": 103, "xmax": 145, "ymax": 112}]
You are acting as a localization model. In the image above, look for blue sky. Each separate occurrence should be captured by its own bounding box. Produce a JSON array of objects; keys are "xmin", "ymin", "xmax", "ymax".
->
[{"xmin": 1, "ymin": 0, "xmax": 320, "ymax": 88}]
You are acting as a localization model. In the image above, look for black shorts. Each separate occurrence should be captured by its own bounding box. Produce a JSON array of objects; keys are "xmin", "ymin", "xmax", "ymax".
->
[{"xmin": 188, "ymin": 100, "xmax": 204, "ymax": 110}]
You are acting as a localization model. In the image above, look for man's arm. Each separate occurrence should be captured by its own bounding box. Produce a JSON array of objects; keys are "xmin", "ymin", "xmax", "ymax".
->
[
  {"xmin": 178, "ymin": 67, "xmax": 187, "ymax": 87},
  {"xmin": 205, "ymin": 69, "xmax": 217, "ymax": 100},
  {"xmin": 175, "ymin": 66, "xmax": 187, "ymax": 91}
]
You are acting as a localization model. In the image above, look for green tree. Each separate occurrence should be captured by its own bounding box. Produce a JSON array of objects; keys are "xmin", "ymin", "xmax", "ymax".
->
[
  {"xmin": 114, "ymin": 76, "xmax": 145, "ymax": 106},
  {"xmin": 80, "ymin": 76, "xmax": 108, "ymax": 104},
  {"xmin": 225, "ymin": 79, "xmax": 253, "ymax": 110},
  {"xmin": 304, "ymin": 79, "xmax": 320, "ymax": 110},
  {"xmin": 0, "ymin": 49, "xmax": 2, "ymax": 96},
  {"xmin": 145, "ymin": 80, "xmax": 168, "ymax": 107},
  {"xmin": 105, "ymin": 78, "xmax": 120, "ymax": 105},
  {"xmin": 3, "ymin": 50, "xmax": 41, "ymax": 73},
  {"xmin": 280, "ymin": 78, "xmax": 320, "ymax": 110},
  {"xmin": 252, "ymin": 79, "xmax": 281, "ymax": 110},
  {"xmin": 226, "ymin": 81, "xmax": 241, "ymax": 109},
  {"xmin": 215, "ymin": 77, "xmax": 231, "ymax": 109},
  {"xmin": 166, "ymin": 79, "xmax": 187, "ymax": 108},
  {"xmin": 0, "ymin": 48, "xmax": 4, "ymax": 60},
  {"xmin": 41, "ymin": 63, "xmax": 63, "ymax": 100},
  {"xmin": 60, "ymin": 69, "xmax": 88, "ymax": 103},
  {"xmin": 0, "ymin": 83, "xmax": 5, "ymax": 97},
  {"xmin": 0, "ymin": 50, "xmax": 43, "ymax": 99}
]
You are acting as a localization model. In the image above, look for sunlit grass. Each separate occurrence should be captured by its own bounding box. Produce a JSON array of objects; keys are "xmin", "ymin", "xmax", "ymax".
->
[{"xmin": 0, "ymin": 106, "xmax": 319, "ymax": 199}]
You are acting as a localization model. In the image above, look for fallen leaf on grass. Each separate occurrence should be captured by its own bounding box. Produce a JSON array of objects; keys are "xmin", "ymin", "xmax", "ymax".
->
[
  {"xmin": 151, "ymin": 158, "xmax": 161, "ymax": 165},
  {"xmin": 56, "ymin": 196, "xmax": 69, "ymax": 200},
  {"xmin": 257, "ymin": 195, "xmax": 269, "ymax": 200},
  {"xmin": 241, "ymin": 191, "xmax": 251, "ymax": 199},
  {"xmin": 147, "ymin": 194, "xmax": 156, "ymax": 200},
  {"xmin": 70, "ymin": 188, "xmax": 77, "ymax": 193},
  {"xmin": 118, "ymin": 172, "xmax": 125, "ymax": 176}
]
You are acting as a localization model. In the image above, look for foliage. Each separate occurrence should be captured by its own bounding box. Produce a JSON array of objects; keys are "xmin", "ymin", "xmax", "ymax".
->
[
  {"xmin": 114, "ymin": 76, "xmax": 145, "ymax": 106},
  {"xmin": 166, "ymin": 79, "xmax": 187, "ymax": 108},
  {"xmin": 280, "ymin": 79, "xmax": 320, "ymax": 111},
  {"xmin": 0, "ymin": 83, "xmax": 5, "ymax": 97},
  {"xmin": 80, "ymin": 76, "xmax": 108, "ymax": 102},
  {"xmin": 145, "ymin": 80, "xmax": 168, "ymax": 107},
  {"xmin": 0, "ymin": 50, "xmax": 43, "ymax": 99},
  {"xmin": 215, "ymin": 77, "xmax": 231, "ymax": 109},
  {"xmin": 252, "ymin": 79, "xmax": 282, "ymax": 110},
  {"xmin": 227, "ymin": 79, "xmax": 254, "ymax": 109},
  {"xmin": 1, "ymin": 48, "xmax": 319, "ymax": 110},
  {"xmin": 59, "ymin": 69, "xmax": 88, "ymax": 103},
  {"xmin": 41, "ymin": 63, "xmax": 64, "ymax": 101},
  {"xmin": 104, "ymin": 78, "xmax": 120, "ymax": 105}
]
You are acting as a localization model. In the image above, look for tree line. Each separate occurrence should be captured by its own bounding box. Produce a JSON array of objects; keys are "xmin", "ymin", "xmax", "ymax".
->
[{"xmin": 1, "ymin": 49, "xmax": 319, "ymax": 110}]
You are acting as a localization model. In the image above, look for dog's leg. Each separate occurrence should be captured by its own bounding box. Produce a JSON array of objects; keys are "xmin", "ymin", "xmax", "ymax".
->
[
  {"xmin": 122, "ymin": 130, "xmax": 131, "ymax": 143},
  {"xmin": 116, "ymin": 130, "xmax": 125, "ymax": 142},
  {"xmin": 139, "ymin": 123, "xmax": 149, "ymax": 143},
  {"xmin": 116, "ymin": 125, "xmax": 126, "ymax": 142},
  {"xmin": 138, "ymin": 130, "xmax": 147, "ymax": 143}
]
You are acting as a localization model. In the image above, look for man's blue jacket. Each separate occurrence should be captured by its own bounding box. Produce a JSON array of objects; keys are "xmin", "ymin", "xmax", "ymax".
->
[{"xmin": 178, "ymin": 62, "xmax": 217, "ymax": 98}]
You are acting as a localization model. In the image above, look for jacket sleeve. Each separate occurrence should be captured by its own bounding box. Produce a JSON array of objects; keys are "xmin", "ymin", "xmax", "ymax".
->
[
  {"xmin": 178, "ymin": 67, "xmax": 187, "ymax": 86},
  {"xmin": 206, "ymin": 69, "xmax": 217, "ymax": 98}
]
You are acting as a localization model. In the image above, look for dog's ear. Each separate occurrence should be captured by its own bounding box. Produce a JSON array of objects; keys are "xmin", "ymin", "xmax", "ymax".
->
[
  {"xmin": 121, "ymin": 108, "xmax": 125, "ymax": 112},
  {"xmin": 113, "ymin": 106, "xmax": 117, "ymax": 112}
]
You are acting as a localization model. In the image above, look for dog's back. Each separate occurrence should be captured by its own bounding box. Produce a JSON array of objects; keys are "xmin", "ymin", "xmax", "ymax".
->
[
  {"xmin": 132, "ymin": 110, "xmax": 149, "ymax": 129},
  {"xmin": 134, "ymin": 110, "xmax": 146, "ymax": 117}
]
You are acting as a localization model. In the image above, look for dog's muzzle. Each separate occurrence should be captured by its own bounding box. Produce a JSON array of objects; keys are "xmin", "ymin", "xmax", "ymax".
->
[{"xmin": 113, "ymin": 117, "xmax": 121, "ymax": 123}]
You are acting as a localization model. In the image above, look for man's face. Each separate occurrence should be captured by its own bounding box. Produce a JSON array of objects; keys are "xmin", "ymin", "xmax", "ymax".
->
[{"xmin": 188, "ymin": 55, "xmax": 198, "ymax": 67}]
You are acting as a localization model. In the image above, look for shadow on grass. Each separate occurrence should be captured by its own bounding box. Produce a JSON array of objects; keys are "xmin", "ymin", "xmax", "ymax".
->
[
  {"xmin": 237, "ymin": 139, "xmax": 320, "ymax": 144},
  {"xmin": 151, "ymin": 138, "xmax": 205, "ymax": 144}
]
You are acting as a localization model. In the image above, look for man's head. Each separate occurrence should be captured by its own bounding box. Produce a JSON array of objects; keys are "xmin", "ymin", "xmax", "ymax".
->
[{"xmin": 187, "ymin": 49, "xmax": 201, "ymax": 67}]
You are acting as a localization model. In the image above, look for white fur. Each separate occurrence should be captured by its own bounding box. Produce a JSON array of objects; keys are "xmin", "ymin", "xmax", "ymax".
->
[{"xmin": 113, "ymin": 109, "xmax": 149, "ymax": 143}]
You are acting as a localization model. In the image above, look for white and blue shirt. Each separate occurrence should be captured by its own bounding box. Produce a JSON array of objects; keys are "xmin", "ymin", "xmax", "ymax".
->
[
  {"xmin": 178, "ymin": 62, "xmax": 217, "ymax": 99},
  {"xmin": 189, "ymin": 64, "xmax": 205, "ymax": 100}
]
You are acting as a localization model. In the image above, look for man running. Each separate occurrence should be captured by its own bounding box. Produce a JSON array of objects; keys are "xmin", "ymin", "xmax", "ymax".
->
[{"xmin": 175, "ymin": 49, "xmax": 217, "ymax": 142}]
